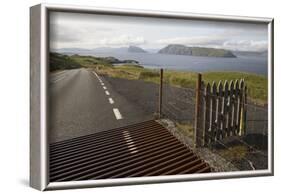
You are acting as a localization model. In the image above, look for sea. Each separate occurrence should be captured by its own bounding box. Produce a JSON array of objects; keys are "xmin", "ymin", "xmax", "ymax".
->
[{"xmin": 78, "ymin": 52, "xmax": 268, "ymax": 76}]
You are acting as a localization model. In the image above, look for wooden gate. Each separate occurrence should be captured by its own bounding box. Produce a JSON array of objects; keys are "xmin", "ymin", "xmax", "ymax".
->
[{"xmin": 194, "ymin": 74, "xmax": 247, "ymax": 147}]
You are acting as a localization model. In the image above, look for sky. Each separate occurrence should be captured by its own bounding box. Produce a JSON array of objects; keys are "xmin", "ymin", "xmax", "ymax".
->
[{"xmin": 49, "ymin": 11, "xmax": 268, "ymax": 52}]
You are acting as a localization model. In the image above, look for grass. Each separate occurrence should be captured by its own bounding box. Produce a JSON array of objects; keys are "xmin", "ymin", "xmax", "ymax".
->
[
  {"xmin": 216, "ymin": 145, "xmax": 249, "ymax": 161},
  {"xmin": 175, "ymin": 120, "xmax": 250, "ymax": 161},
  {"xmin": 51, "ymin": 53, "xmax": 268, "ymax": 105},
  {"xmin": 175, "ymin": 122, "xmax": 194, "ymax": 139},
  {"xmin": 175, "ymin": 122, "xmax": 250, "ymax": 161},
  {"xmin": 202, "ymin": 72, "xmax": 267, "ymax": 105},
  {"xmin": 49, "ymin": 53, "xmax": 82, "ymax": 71},
  {"xmin": 70, "ymin": 54, "xmax": 114, "ymax": 67},
  {"xmin": 95, "ymin": 64, "xmax": 142, "ymax": 80},
  {"xmin": 95, "ymin": 64, "xmax": 267, "ymax": 105}
]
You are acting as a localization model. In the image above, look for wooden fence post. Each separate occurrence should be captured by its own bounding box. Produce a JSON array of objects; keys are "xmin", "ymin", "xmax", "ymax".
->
[
  {"xmin": 194, "ymin": 73, "xmax": 202, "ymax": 147},
  {"xmin": 158, "ymin": 68, "xmax": 163, "ymax": 119},
  {"xmin": 203, "ymin": 83, "xmax": 211, "ymax": 145}
]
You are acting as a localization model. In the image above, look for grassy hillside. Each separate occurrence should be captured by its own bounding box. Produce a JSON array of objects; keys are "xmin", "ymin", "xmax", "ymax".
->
[
  {"xmin": 65, "ymin": 54, "xmax": 114, "ymax": 68},
  {"xmin": 50, "ymin": 52, "xmax": 139, "ymax": 70},
  {"xmin": 49, "ymin": 53, "xmax": 82, "ymax": 71}
]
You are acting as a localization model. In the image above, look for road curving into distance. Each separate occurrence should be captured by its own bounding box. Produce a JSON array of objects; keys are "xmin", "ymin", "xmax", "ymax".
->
[{"xmin": 49, "ymin": 68, "xmax": 152, "ymax": 143}]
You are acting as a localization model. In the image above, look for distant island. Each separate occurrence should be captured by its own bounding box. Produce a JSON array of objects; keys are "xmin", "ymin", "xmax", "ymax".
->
[
  {"xmin": 54, "ymin": 46, "xmax": 148, "ymax": 54},
  {"xmin": 53, "ymin": 45, "xmax": 269, "ymax": 59},
  {"xmin": 54, "ymin": 45, "xmax": 237, "ymax": 58},
  {"xmin": 128, "ymin": 46, "xmax": 147, "ymax": 53},
  {"xmin": 158, "ymin": 44, "xmax": 236, "ymax": 58}
]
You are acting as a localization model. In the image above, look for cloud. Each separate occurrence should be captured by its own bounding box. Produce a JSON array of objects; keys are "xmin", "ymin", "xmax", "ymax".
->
[
  {"xmin": 50, "ymin": 21, "xmax": 145, "ymax": 49},
  {"xmin": 50, "ymin": 23, "xmax": 81, "ymax": 43},
  {"xmin": 223, "ymin": 40, "xmax": 268, "ymax": 51},
  {"xmin": 155, "ymin": 36, "xmax": 267, "ymax": 51},
  {"xmin": 99, "ymin": 35, "xmax": 145, "ymax": 47},
  {"xmin": 49, "ymin": 11, "xmax": 268, "ymax": 52},
  {"xmin": 49, "ymin": 22, "xmax": 117, "ymax": 49},
  {"xmin": 155, "ymin": 36, "xmax": 227, "ymax": 47}
]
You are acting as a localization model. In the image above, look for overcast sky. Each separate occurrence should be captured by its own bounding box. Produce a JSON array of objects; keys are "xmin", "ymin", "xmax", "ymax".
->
[{"xmin": 50, "ymin": 11, "xmax": 268, "ymax": 52}]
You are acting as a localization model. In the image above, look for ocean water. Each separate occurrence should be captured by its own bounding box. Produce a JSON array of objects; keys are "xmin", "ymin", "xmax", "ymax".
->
[{"xmin": 80, "ymin": 52, "xmax": 268, "ymax": 76}]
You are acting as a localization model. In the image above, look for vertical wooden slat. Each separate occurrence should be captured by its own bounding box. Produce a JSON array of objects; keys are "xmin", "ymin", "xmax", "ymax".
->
[
  {"xmin": 233, "ymin": 80, "xmax": 239, "ymax": 135},
  {"xmin": 222, "ymin": 81, "xmax": 228, "ymax": 138},
  {"xmin": 235, "ymin": 80, "xmax": 242, "ymax": 135},
  {"xmin": 216, "ymin": 81, "xmax": 223, "ymax": 141},
  {"xmin": 203, "ymin": 83, "xmax": 211, "ymax": 145},
  {"xmin": 229, "ymin": 81, "xmax": 235, "ymax": 135},
  {"xmin": 238, "ymin": 79, "xmax": 244, "ymax": 135},
  {"xmin": 210, "ymin": 82, "xmax": 217, "ymax": 143},
  {"xmin": 228, "ymin": 81, "xmax": 234, "ymax": 136}
]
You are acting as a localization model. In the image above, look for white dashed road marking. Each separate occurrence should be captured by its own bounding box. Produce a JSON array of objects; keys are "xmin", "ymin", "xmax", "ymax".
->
[
  {"xmin": 109, "ymin": 98, "xmax": 114, "ymax": 104},
  {"xmin": 93, "ymin": 71, "xmax": 102, "ymax": 81},
  {"xmin": 93, "ymin": 71, "xmax": 98, "ymax": 77},
  {"xmin": 92, "ymin": 71, "xmax": 124, "ymax": 121},
  {"xmin": 113, "ymin": 108, "xmax": 123, "ymax": 120}
]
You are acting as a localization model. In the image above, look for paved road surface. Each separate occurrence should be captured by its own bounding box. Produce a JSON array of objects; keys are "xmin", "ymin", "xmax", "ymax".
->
[{"xmin": 49, "ymin": 68, "xmax": 152, "ymax": 143}]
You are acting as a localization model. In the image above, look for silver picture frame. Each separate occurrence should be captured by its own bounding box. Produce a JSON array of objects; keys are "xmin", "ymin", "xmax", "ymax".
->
[{"xmin": 30, "ymin": 3, "xmax": 274, "ymax": 191}]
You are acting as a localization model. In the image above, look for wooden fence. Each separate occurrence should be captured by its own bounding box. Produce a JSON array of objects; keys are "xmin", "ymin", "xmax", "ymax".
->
[{"xmin": 194, "ymin": 74, "xmax": 247, "ymax": 147}]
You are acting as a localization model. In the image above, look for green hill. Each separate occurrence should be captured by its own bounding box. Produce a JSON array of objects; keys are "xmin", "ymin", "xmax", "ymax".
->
[
  {"xmin": 158, "ymin": 44, "xmax": 236, "ymax": 58},
  {"xmin": 49, "ymin": 53, "xmax": 82, "ymax": 71}
]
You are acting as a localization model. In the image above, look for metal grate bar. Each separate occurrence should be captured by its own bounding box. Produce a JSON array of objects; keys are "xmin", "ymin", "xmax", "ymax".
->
[{"xmin": 50, "ymin": 120, "xmax": 211, "ymax": 182}]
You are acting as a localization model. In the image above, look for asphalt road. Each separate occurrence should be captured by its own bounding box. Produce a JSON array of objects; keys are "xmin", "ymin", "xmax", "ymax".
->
[{"xmin": 49, "ymin": 68, "xmax": 152, "ymax": 143}]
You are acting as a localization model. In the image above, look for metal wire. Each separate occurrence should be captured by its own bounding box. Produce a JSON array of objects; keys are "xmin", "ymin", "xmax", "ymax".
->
[{"xmin": 161, "ymin": 80, "xmax": 268, "ymax": 170}]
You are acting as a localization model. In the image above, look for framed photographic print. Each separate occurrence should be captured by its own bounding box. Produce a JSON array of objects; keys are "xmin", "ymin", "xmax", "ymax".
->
[{"xmin": 30, "ymin": 3, "xmax": 274, "ymax": 191}]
